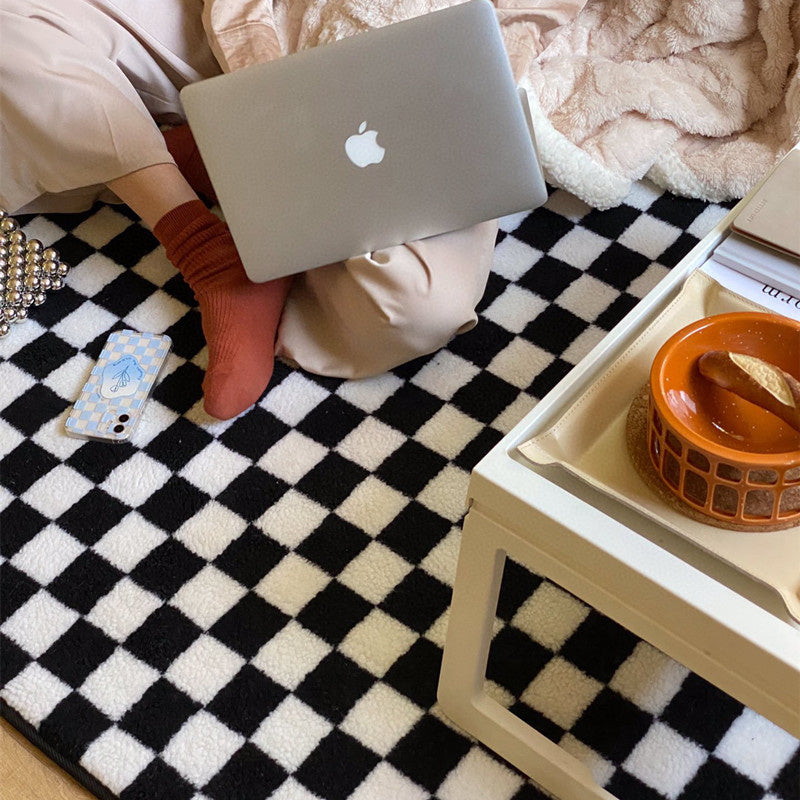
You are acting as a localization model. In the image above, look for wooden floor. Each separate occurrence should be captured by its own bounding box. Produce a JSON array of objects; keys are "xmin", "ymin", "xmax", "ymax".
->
[{"xmin": 0, "ymin": 718, "xmax": 97, "ymax": 800}]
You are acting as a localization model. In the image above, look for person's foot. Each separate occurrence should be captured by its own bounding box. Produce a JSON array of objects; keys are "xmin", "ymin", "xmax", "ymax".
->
[
  {"xmin": 196, "ymin": 272, "xmax": 292, "ymax": 419},
  {"xmin": 153, "ymin": 200, "xmax": 292, "ymax": 419},
  {"xmin": 163, "ymin": 124, "xmax": 218, "ymax": 205}
]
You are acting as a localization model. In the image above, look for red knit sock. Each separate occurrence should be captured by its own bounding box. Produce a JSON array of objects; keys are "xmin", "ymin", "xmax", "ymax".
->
[
  {"xmin": 163, "ymin": 124, "xmax": 217, "ymax": 204},
  {"xmin": 153, "ymin": 200, "xmax": 292, "ymax": 419}
]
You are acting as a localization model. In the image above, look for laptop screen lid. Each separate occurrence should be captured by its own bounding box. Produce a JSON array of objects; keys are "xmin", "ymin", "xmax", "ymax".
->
[{"xmin": 180, "ymin": 0, "xmax": 546, "ymax": 282}]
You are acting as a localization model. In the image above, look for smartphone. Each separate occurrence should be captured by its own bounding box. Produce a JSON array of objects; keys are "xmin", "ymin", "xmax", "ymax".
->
[{"xmin": 65, "ymin": 329, "xmax": 172, "ymax": 443}]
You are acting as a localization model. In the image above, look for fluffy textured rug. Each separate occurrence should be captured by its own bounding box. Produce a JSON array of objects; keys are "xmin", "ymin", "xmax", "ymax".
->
[{"xmin": 1, "ymin": 186, "xmax": 798, "ymax": 800}]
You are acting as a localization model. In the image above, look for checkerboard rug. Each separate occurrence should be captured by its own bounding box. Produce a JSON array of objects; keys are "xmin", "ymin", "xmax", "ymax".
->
[{"xmin": 1, "ymin": 185, "xmax": 798, "ymax": 800}]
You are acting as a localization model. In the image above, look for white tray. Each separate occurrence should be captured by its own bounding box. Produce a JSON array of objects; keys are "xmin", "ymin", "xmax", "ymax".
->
[{"xmin": 518, "ymin": 269, "xmax": 800, "ymax": 621}]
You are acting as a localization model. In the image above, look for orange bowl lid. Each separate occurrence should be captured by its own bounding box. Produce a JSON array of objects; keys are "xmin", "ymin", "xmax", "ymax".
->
[{"xmin": 650, "ymin": 312, "xmax": 800, "ymax": 464}]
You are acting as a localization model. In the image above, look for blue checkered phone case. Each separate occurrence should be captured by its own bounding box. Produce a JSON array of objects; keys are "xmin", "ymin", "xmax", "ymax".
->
[{"xmin": 65, "ymin": 329, "xmax": 172, "ymax": 443}]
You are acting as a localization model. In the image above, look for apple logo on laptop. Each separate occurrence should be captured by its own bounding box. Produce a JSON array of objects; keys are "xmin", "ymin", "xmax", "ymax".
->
[{"xmin": 345, "ymin": 122, "xmax": 385, "ymax": 168}]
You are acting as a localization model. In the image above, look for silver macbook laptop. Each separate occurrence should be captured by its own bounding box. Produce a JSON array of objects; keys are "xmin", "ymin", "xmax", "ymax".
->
[{"xmin": 180, "ymin": 0, "xmax": 547, "ymax": 282}]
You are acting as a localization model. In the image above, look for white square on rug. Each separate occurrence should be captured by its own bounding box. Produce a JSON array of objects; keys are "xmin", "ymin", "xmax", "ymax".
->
[
  {"xmin": 549, "ymin": 227, "xmax": 611, "ymax": 271},
  {"xmin": 340, "ymin": 610, "xmax": 417, "ymax": 678},
  {"xmin": 92, "ymin": 512, "xmax": 168, "ymax": 572},
  {"xmin": 341, "ymin": 682, "xmax": 424, "ymax": 756},
  {"xmin": 259, "ymin": 430, "xmax": 329, "ymax": 484},
  {"xmin": 254, "ymin": 553, "xmax": 330, "ymax": 617},
  {"xmin": 251, "ymin": 621, "xmax": 331, "ymax": 691},
  {"xmin": 437, "ymin": 746, "xmax": 524, "ymax": 800},
  {"xmin": 162, "ymin": 710, "xmax": 245, "ymax": 788},
  {"xmin": 179, "ymin": 440, "xmax": 251, "ymax": 497},
  {"xmin": 520, "ymin": 656, "xmax": 603, "ymax": 730},
  {"xmin": 336, "ymin": 476, "xmax": 410, "ymax": 537},
  {"xmin": 22, "ymin": 464, "xmax": 93, "ymax": 520},
  {"xmin": 714, "ymin": 708, "xmax": 800, "ymax": 789},
  {"xmin": 1, "ymin": 590, "xmax": 79, "ymax": 658},
  {"xmin": 80, "ymin": 727, "xmax": 155, "ymax": 795},
  {"xmin": 10, "ymin": 525, "xmax": 84, "ymax": 585},
  {"xmin": 623, "ymin": 721, "xmax": 707, "ymax": 799},
  {"xmin": 335, "ymin": 417, "xmax": 406, "ymax": 472},
  {"xmin": 79, "ymin": 648, "xmax": 159, "ymax": 720},
  {"xmin": 169, "ymin": 566, "xmax": 247, "ymax": 630},
  {"xmin": 173, "ymin": 501, "xmax": 249, "ymax": 560},
  {"xmin": 609, "ymin": 641, "xmax": 689, "ymax": 716},
  {"xmin": 101, "ymin": 452, "xmax": 173, "ymax": 508},
  {"xmin": 1, "ymin": 662, "xmax": 71, "ymax": 726},
  {"xmin": 262, "ymin": 372, "xmax": 330, "ymax": 426},
  {"xmin": 348, "ymin": 762, "xmax": 429, "ymax": 800},
  {"xmin": 165, "ymin": 634, "xmax": 245, "ymax": 705},
  {"xmin": 86, "ymin": 577, "xmax": 162, "ymax": 642},
  {"xmin": 257, "ymin": 490, "xmax": 329, "ymax": 549},
  {"xmin": 251, "ymin": 695, "xmax": 332, "ymax": 772},
  {"xmin": 338, "ymin": 542, "xmax": 412, "ymax": 605},
  {"xmin": 411, "ymin": 351, "xmax": 480, "ymax": 401}
]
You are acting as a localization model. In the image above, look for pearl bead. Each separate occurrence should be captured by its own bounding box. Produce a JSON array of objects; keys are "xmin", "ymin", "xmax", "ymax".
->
[{"xmin": 0, "ymin": 211, "xmax": 66, "ymax": 338}]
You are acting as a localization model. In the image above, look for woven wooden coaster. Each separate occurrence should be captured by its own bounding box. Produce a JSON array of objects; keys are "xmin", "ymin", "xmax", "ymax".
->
[{"xmin": 625, "ymin": 384, "xmax": 796, "ymax": 533}]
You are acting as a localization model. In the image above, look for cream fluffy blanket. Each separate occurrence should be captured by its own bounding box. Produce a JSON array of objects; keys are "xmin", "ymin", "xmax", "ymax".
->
[{"xmin": 521, "ymin": 0, "xmax": 800, "ymax": 208}]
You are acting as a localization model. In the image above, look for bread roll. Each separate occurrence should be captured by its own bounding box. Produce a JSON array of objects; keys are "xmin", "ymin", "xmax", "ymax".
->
[{"xmin": 698, "ymin": 350, "xmax": 800, "ymax": 432}]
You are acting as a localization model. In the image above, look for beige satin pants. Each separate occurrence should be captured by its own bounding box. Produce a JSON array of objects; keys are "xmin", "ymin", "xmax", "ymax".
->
[{"xmin": 0, "ymin": 0, "xmax": 498, "ymax": 377}]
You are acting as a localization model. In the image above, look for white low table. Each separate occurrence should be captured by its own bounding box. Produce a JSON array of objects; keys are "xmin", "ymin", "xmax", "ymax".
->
[{"xmin": 437, "ymin": 206, "xmax": 800, "ymax": 799}]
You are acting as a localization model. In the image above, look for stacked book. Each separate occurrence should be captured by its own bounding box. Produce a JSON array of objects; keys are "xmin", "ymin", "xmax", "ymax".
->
[{"xmin": 703, "ymin": 148, "xmax": 800, "ymax": 320}]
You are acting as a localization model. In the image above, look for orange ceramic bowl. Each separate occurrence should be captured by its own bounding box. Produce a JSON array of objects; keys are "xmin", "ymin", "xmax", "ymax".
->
[{"xmin": 648, "ymin": 312, "xmax": 800, "ymax": 526}]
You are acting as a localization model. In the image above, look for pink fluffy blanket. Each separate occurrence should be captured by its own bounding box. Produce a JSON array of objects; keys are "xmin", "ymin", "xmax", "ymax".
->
[{"xmin": 520, "ymin": 0, "xmax": 800, "ymax": 208}]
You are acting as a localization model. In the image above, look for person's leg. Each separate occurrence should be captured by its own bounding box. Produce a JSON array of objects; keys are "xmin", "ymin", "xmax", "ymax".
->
[
  {"xmin": 0, "ymin": 2, "xmax": 173, "ymax": 214},
  {"xmin": 0, "ymin": 0, "xmax": 221, "ymax": 215},
  {"xmin": 0, "ymin": 2, "xmax": 285, "ymax": 419},
  {"xmin": 106, "ymin": 164, "xmax": 196, "ymax": 228},
  {"xmin": 108, "ymin": 165, "xmax": 292, "ymax": 419},
  {"xmin": 162, "ymin": 124, "xmax": 218, "ymax": 205},
  {"xmin": 275, "ymin": 220, "xmax": 498, "ymax": 379}
]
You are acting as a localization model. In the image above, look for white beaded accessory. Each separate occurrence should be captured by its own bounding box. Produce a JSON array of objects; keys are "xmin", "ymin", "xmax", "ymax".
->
[{"xmin": 0, "ymin": 208, "xmax": 71, "ymax": 337}]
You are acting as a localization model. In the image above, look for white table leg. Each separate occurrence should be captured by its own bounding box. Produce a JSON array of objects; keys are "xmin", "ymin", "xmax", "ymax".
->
[{"xmin": 438, "ymin": 509, "xmax": 617, "ymax": 800}]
